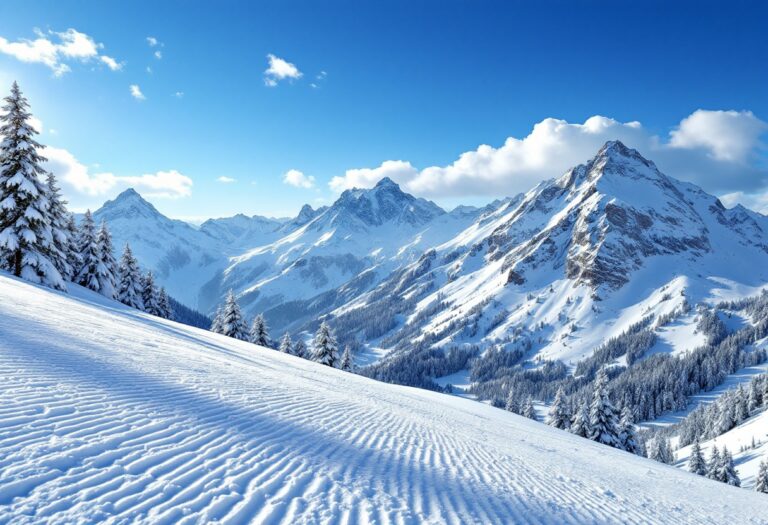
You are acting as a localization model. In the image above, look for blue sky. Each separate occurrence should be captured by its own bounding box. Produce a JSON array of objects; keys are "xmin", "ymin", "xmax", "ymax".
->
[{"xmin": 1, "ymin": 0, "xmax": 767, "ymax": 220}]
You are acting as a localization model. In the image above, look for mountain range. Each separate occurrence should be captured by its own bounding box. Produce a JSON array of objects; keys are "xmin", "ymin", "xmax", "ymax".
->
[{"xmin": 94, "ymin": 141, "xmax": 768, "ymax": 372}]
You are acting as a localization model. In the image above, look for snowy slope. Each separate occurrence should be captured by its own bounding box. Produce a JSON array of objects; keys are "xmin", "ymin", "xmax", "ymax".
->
[{"xmin": 2, "ymin": 273, "xmax": 767, "ymax": 524}]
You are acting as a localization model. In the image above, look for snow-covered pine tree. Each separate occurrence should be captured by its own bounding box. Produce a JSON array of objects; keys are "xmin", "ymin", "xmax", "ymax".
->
[
  {"xmin": 313, "ymin": 321, "xmax": 338, "ymax": 367},
  {"xmin": 141, "ymin": 271, "xmax": 161, "ymax": 316},
  {"xmin": 45, "ymin": 173, "xmax": 71, "ymax": 280},
  {"xmin": 76, "ymin": 210, "xmax": 106, "ymax": 293},
  {"xmin": 504, "ymin": 388, "xmax": 519, "ymax": 414},
  {"xmin": 117, "ymin": 244, "xmax": 143, "ymax": 309},
  {"xmin": 96, "ymin": 221, "xmax": 117, "ymax": 299},
  {"xmin": 756, "ymin": 459, "xmax": 768, "ymax": 494},
  {"xmin": 717, "ymin": 447, "xmax": 740, "ymax": 486},
  {"xmin": 570, "ymin": 402, "xmax": 591, "ymax": 438},
  {"xmin": 158, "ymin": 287, "xmax": 172, "ymax": 319},
  {"xmin": 294, "ymin": 339, "xmax": 307, "ymax": 359},
  {"xmin": 63, "ymin": 213, "xmax": 81, "ymax": 281},
  {"xmin": 249, "ymin": 314, "xmax": 270, "ymax": 347},
  {"xmin": 588, "ymin": 368, "xmax": 621, "ymax": 448},
  {"xmin": 548, "ymin": 387, "xmax": 571, "ymax": 430},
  {"xmin": 210, "ymin": 307, "xmax": 223, "ymax": 334},
  {"xmin": 278, "ymin": 332, "xmax": 293, "ymax": 354},
  {"xmin": 749, "ymin": 378, "xmax": 763, "ymax": 411},
  {"xmin": 219, "ymin": 290, "xmax": 249, "ymax": 340},
  {"xmin": 340, "ymin": 345, "xmax": 353, "ymax": 372},
  {"xmin": 707, "ymin": 445, "xmax": 721, "ymax": 480},
  {"xmin": 688, "ymin": 439, "xmax": 707, "ymax": 476},
  {"xmin": 0, "ymin": 82, "xmax": 64, "ymax": 290},
  {"xmin": 523, "ymin": 397, "xmax": 536, "ymax": 420},
  {"xmin": 647, "ymin": 437, "xmax": 673, "ymax": 464},
  {"xmin": 618, "ymin": 406, "xmax": 638, "ymax": 454}
]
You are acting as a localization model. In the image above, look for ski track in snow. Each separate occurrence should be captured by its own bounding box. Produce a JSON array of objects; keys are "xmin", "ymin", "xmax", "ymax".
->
[{"xmin": 1, "ymin": 275, "xmax": 767, "ymax": 524}]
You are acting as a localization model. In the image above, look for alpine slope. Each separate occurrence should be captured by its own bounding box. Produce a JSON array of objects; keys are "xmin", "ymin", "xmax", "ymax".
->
[{"xmin": 1, "ymin": 274, "xmax": 767, "ymax": 524}]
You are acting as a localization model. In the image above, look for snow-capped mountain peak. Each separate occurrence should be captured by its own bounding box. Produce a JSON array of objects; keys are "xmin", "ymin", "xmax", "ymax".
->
[
  {"xmin": 324, "ymin": 176, "xmax": 444, "ymax": 229},
  {"xmin": 95, "ymin": 187, "xmax": 167, "ymax": 222}
]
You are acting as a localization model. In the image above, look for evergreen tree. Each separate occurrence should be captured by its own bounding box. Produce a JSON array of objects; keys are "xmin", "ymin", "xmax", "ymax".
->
[
  {"xmin": 0, "ymin": 82, "xmax": 64, "ymax": 289},
  {"xmin": 141, "ymin": 271, "xmax": 161, "ymax": 316},
  {"xmin": 294, "ymin": 339, "xmax": 307, "ymax": 359},
  {"xmin": 313, "ymin": 321, "xmax": 338, "ymax": 367},
  {"xmin": 249, "ymin": 314, "xmax": 270, "ymax": 347},
  {"xmin": 717, "ymin": 447, "xmax": 740, "ymax": 486},
  {"xmin": 648, "ymin": 437, "xmax": 673, "ymax": 464},
  {"xmin": 707, "ymin": 445, "xmax": 721, "ymax": 480},
  {"xmin": 548, "ymin": 387, "xmax": 571, "ymax": 430},
  {"xmin": 157, "ymin": 287, "xmax": 172, "ymax": 319},
  {"xmin": 749, "ymin": 378, "xmax": 762, "ymax": 411},
  {"xmin": 755, "ymin": 459, "xmax": 768, "ymax": 494},
  {"xmin": 688, "ymin": 440, "xmax": 707, "ymax": 476},
  {"xmin": 218, "ymin": 290, "xmax": 248, "ymax": 340},
  {"xmin": 117, "ymin": 243, "xmax": 142, "ymax": 309},
  {"xmin": 210, "ymin": 307, "xmax": 223, "ymax": 334},
  {"xmin": 589, "ymin": 368, "xmax": 621, "ymax": 448},
  {"xmin": 96, "ymin": 221, "xmax": 116, "ymax": 299},
  {"xmin": 76, "ymin": 210, "xmax": 106, "ymax": 293},
  {"xmin": 618, "ymin": 406, "xmax": 638, "ymax": 453},
  {"xmin": 570, "ymin": 402, "xmax": 591, "ymax": 438},
  {"xmin": 63, "ymin": 213, "xmax": 80, "ymax": 281},
  {"xmin": 45, "ymin": 173, "xmax": 71, "ymax": 280},
  {"xmin": 340, "ymin": 345, "xmax": 353, "ymax": 371},
  {"xmin": 522, "ymin": 397, "xmax": 536, "ymax": 420},
  {"xmin": 505, "ymin": 388, "xmax": 519, "ymax": 414},
  {"xmin": 278, "ymin": 332, "xmax": 293, "ymax": 354}
]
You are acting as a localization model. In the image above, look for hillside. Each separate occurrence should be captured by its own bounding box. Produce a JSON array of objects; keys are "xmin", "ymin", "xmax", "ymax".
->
[{"xmin": 1, "ymin": 273, "xmax": 768, "ymax": 524}]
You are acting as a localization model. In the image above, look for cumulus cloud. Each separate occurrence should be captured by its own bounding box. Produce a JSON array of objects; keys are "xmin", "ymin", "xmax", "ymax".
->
[
  {"xmin": 264, "ymin": 54, "xmax": 302, "ymax": 86},
  {"xmin": 283, "ymin": 169, "xmax": 315, "ymax": 189},
  {"xmin": 669, "ymin": 110, "xmax": 767, "ymax": 162},
  {"xmin": 328, "ymin": 111, "xmax": 768, "ymax": 211},
  {"xmin": 217, "ymin": 176, "xmax": 236, "ymax": 183},
  {"xmin": 146, "ymin": 36, "xmax": 159, "ymax": 47},
  {"xmin": 44, "ymin": 146, "xmax": 192, "ymax": 199},
  {"xmin": 129, "ymin": 84, "xmax": 145, "ymax": 100},
  {"xmin": 0, "ymin": 28, "xmax": 121, "ymax": 76}
]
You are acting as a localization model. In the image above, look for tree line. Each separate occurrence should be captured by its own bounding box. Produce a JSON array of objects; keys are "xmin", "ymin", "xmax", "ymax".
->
[{"xmin": 209, "ymin": 290, "xmax": 354, "ymax": 371}]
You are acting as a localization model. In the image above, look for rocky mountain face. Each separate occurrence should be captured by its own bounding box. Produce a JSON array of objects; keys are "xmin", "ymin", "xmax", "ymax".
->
[{"xmin": 326, "ymin": 141, "xmax": 768, "ymax": 367}]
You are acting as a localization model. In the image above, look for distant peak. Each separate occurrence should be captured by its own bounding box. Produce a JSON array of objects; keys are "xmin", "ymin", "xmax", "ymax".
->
[
  {"xmin": 115, "ymin": 188, "xmax": 141, "ymax": 199},
  {"xmin": 375, "ymin": 177, "xmax": 399, "ymax": 189}
]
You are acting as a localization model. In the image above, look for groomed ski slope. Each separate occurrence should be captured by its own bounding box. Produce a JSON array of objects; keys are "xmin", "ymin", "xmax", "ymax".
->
[{"xmin": 1, "ymin": 275, "xmax": 767, "ymax": 524}]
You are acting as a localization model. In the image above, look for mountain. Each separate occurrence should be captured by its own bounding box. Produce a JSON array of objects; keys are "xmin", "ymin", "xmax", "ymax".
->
[
  {"xmin": 92, "ymin": 189, "xmax": 227, "ymax": 306},
  {"xmin": 199, "ymin": 213, "xmax": 286, "ymax": 248},
  {"xmin": 330, "ymin": 141, "xmax": 768, "ymax": 377},
  {"xmin": 210, "ymin": 177, "xmax": 488, "ymax": 329},
  {"xmin": 2, "ymin": 272, "xmax": 767, "ymax": 524}
]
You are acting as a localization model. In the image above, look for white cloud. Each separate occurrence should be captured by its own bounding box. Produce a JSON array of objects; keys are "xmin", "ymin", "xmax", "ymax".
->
[
  {"xmin": 669, "ymin": 110, "xmax": 767, "ymax": 162},
  {"xmin": 264, "ymin": 54, "xmax": 302, "ymax": 86},
  {"xmin": 329, "ymin": 111, "xmax": 768, "ymax": 209},
  {"xmin": 174, "ymin": 91, "xmax": 184, "ymax": 98},
  {"xmin": 28, "ymin": 116, "xmax": 43, "ymax": 134},
  {"xmin": 146, "ymin": 36, "xmax": 159, "ymax": 47},
  {"xmin": 0, "ymin": 28, "xmax": 121, "ymax": 76},
  {"xmin": 217, "ymin": 176, "xmax": 236, "ymax": 183},
  {"xmin": 129, "ymin": 84, "xmax": 145, "ymax": 100},
  {"xmin": 283, "ymin": 169, "xmax": 315, "ymax": 189},
  {"xmin": 44, "ymin": 146, "xmax": 192, "ymax": 199},
  {"xmin": 99, "ymin": 55, "xmax": 122, "ymax": 71},
  {"xmin": 120, "ymin": 170, "xmax": 192, "ymax": 198},
  {"xmin": 154, "ymin": 50, "xmax": 162, "ymax": 60}
]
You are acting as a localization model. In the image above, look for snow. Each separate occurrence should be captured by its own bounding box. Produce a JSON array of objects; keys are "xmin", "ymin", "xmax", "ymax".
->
[{"xmin": 2, "ymin": 273, "xmax": 768, "ymax": 523}]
